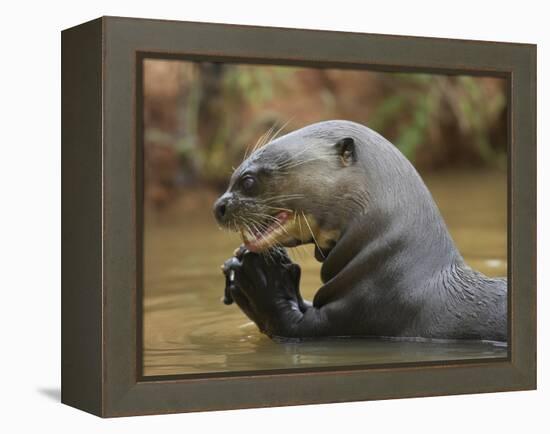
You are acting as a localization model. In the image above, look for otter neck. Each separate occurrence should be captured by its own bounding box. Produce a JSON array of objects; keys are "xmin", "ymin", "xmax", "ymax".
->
[{"xmin": 319, "ymin": 151, "xmax": 461, "ymax": 286}]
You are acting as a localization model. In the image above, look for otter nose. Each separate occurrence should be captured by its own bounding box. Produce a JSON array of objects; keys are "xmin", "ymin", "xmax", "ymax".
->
[{"xmin": 213, "ymin": 194, "xmax": 231, "ymax": 224}]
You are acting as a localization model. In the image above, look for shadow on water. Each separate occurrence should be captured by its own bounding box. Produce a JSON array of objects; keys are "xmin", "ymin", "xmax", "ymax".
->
[{"xmin": 143, "ymin": 169, "xmax": 508, "ymax": 376}]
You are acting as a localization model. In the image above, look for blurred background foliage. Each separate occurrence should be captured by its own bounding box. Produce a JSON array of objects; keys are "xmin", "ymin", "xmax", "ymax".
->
[{"xmin": 143, "ymin": 59, "xmax": 507, "ymax": 208}]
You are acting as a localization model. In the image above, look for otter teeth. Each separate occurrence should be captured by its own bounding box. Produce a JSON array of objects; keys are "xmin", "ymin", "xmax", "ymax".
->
[{"xmin": 244, "ymin": 211, "xmax": 291, "ymax": 252}]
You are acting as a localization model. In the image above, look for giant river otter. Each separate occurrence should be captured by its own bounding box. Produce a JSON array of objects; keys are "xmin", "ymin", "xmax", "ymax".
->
[{"xmin": 213, "ymin": 120, "xmax": 507, "ymax": 342}]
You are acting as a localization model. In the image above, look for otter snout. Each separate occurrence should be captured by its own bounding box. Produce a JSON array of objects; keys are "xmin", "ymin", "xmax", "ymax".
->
[{"xmin": 213, "ymin": 193, "xmax": 234, "ymax": 226}]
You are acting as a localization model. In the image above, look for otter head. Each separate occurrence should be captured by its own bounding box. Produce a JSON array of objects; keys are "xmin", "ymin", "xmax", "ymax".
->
[{"xmin": 213, "ymin": 129, "xmax": 366, "ymax": 259}]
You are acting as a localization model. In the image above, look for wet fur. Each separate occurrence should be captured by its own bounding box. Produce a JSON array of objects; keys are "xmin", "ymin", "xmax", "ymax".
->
[{"xmin": 219, "ymin": 120, "xmax": 507, "ymax": 342}]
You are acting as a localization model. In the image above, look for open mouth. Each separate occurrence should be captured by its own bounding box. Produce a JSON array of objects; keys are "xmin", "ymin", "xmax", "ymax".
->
[{"xmin": 240, "ymin": 211, "xmax": 295, "ymax": 252}]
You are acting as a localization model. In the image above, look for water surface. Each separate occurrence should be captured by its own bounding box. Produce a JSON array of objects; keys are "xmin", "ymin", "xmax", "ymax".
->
[{"xmin": 143, "ymin": 169, "xmax": 507, "ymax": 376}]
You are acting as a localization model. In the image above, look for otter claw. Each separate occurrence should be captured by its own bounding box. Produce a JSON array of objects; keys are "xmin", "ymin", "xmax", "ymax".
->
[
  {"xmin": 222, "ymin": 292, "xmax": 234, "ymax": 305},
  {"xmin": 223, "ymin": 272, "xmax": 234, "ymax": 305},
  {"xmin": 222, "ymin": 256, "xmax": 241, "ymax": 305},
  {"xmin": 233, "ymin": 245, "xmax": 248, "ymax": 259}
]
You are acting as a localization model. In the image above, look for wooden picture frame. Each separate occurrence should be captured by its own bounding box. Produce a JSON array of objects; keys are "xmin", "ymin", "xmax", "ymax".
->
[{"xmin": 61, "ymin": 16, "xmax": 536, "ymax": 417}]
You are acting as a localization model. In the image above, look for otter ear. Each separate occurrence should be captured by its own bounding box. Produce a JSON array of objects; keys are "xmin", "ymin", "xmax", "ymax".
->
[{"xmin": 334, "ymin": 137, "xmax": 356, "ymax": 166}]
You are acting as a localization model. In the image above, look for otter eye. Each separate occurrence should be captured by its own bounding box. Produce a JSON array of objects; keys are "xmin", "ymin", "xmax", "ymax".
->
[{"xmin": 240, "ymin": 175, "xmax": 257, "ymax": 193}]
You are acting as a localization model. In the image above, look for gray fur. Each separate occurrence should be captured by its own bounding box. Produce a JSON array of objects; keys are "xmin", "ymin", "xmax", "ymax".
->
[{"xmin": 219, "ymin": 120, "xmax": 507, "ymax": 342}]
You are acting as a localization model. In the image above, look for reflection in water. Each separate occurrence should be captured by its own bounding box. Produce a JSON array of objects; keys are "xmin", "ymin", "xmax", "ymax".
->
[{"xmin": 143, "ymin": 170, "xmax": 507, "ymax": 376}]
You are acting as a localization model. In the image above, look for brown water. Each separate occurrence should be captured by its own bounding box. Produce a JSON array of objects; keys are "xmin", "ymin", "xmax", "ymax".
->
[{"xmin": 143, "ymin": 169, "xmax": 508, "ymax": 377}]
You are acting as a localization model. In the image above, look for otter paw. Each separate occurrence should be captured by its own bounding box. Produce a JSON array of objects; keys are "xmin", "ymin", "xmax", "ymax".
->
[
  {"xmin": 221, "ymin": 252, "xmax": 266, "ymax": 327},
  {"xmin": 220, "ymin": 248, "xmax": 305, "ymax": 336},
  {"xmin": 236, "ymin": 250, "xmax": 302, "ymax": 311},
  {"xmin": 221, "ymin": 256, "xmax": 240, "ymax": 305}
]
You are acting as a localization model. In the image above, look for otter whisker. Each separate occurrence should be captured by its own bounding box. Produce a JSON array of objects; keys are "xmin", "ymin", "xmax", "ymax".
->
[
  {"xmin": 276, "ymin": 144, "xmax": 336, "ymax": 165},
  {"xmin": 261, "ymin": 205, "xmax": 294, "ymax": 213},
  {"xmin": 260, "ymin": 194, "xmax": 305, "ymax": 204},
  {"xmin": 246, "ymin": 217, "xmax": 270, "ymax": 236},
  {"xmin": 279, "ymin": 155, "xmax": 336, "ymax": 170},
  {"xmin": 243, "ymin": 124, "xmax": 324, "ymax": 166},
  {"xmin": 243, "ymin": 136, "xmax": 260, "ymax": 162},
  {"xmin": 243, "ymin": 124, "xmax": 275, "ymax": 162},
  {"xmin": 250, "ymin": 214, "xmax": 286, "ymax": 230},
  {"xmin": 223, "ymin": 218, "xmax": 240, "ymax": 234},
  {"xmin": 248, "ymin": 212, "xmax": 291, "ymax": 239},
  {"xmin": 247, "ymin": 211, "xmax": 279, "ymax": 220},
  {"xmin": 267, "ymin": 240, "xmax": 286, "ymax": 263},
  {"xmin": 260, "ymin": 201, "xmax": 301, "ymax": 208},
  {"xmin": 254, "ymin": 123, "xmax": 277, "ymax": 153},
  {"xmin": 291, "ymin": 213, "xmax": 309, "ymax": 261},
  {"xmin": 280, "ymin": 150, "xmax": 335, "ymax": 164},
  {"xmin": 260, "ymin": 196, "xmax": 304, "ymax": 203},
  {"xmin": 257, "ymin": 118, "xmax": 291, "ymax": 156},
  {"xmin": 236, "ymin": 215, "xmax": 267, "ymax": 239},
  {"xmin": 245, "ymin": 220, "xmax": 263, "ymax": 243},
  {"xmin": 234, "ymin": 216, "xmax": 249, "ymax": 235},
  {"xmin": 251, "ymin": 124, "xmax": 276, "ymax": 155},
  {"xmin": 277, "ymin": 142, "xmax": 317, "ymax": 163},
  {"xmin": 302, "ymin": 211, "xmax": 325, "ymax": 259},
  {"xmin": 259, "ymin": 193, "xmax": 305, "ymax": 199},
  {"xmin": 268, "ymin": 118, "xmax": 293, "ymax": 144},
  {"xmin": 296, "ymin": 210, "xmax": 306, "ymax": 246},
  {"xmin": 248, "ymin": 213, "xmax": 272, "ymax": 226},
  {"xmin": 275, "ymin": 142, "xmax": 330, "ymax": 166},
  {"xmin": 261, "ymin": 123, "xmax": 278, "ymax": 146},
  {"xmin": 270, "ymin": 218, "xmax": 291, "ymax": 237}
]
